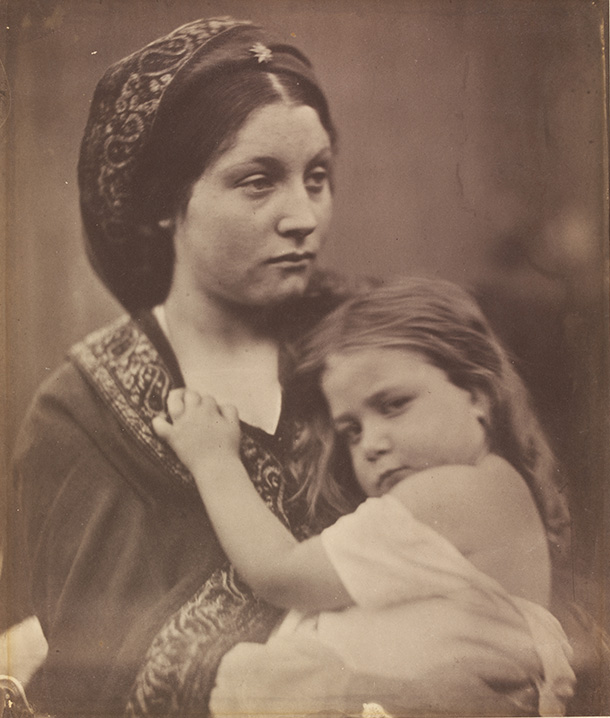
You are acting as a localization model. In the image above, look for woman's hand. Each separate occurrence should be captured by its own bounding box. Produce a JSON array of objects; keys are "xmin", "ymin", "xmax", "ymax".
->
[{"xmin": 152, "ymin": 389, "xmax": 242, "ymax": 480}]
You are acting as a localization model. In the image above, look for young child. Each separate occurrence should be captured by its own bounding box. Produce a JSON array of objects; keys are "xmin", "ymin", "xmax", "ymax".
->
[{"xmin": 153, "ymin": 277, "xmax": 575, "ymax": 718}]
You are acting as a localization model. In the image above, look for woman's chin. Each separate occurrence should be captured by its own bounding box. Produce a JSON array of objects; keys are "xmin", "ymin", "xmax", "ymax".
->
[
  {"xmin": 214, "ymin": 279, "xmax": 310, "ymax": 318},
  {"xmin": 253, "ymin": 272, "xmax": 314, "ymax": 307}
]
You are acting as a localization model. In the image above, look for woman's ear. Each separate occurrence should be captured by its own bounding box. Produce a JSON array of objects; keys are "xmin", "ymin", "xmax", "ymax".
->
[
  {"xmin": 470, "ymin": 388, "xmax": 491, "ymax": 427},
  {"xmin": 158, "ymin": 217, "xmax": 175, "ymax": 231}
]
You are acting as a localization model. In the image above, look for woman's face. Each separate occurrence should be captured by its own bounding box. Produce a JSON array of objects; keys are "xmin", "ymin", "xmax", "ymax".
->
[{"xmin": 170, "ymin": 102, "xmax": 333, "ymax": 309}]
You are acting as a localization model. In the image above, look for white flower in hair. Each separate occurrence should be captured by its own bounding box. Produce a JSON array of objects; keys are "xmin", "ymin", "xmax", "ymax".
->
[{"xmin": 249, "ymin": 42, "xmax": 273, "ymax": 63}]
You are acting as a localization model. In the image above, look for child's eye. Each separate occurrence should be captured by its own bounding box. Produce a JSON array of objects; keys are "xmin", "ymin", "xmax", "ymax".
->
[
  {"xmin": 305, "ymin": 167, "xmax": 329, "ymax": 194},
  {"xmin": 380, "ymin": 396, "xmax": 412, "ymax": 416},
  {"xmin": 336, "ymin": 422, "xmax": 361, "ymax": 445}
]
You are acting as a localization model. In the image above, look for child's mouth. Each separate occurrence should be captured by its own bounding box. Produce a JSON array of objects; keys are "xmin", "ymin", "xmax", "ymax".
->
[{"xmin": 377, "ymin": 466, "xmax": 413, "ymax": 493}]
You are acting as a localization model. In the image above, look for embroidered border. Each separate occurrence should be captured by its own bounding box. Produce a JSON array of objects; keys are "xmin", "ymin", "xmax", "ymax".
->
[
  {"xmin": 70, "ymin": 316, "xmax": 309, "ymax": 714},
  {"xmin": 70, "ymin": 315, "xmax": 193, "ymax": 485},
  {"xmin": 69, "ymin": 316, "xmax": 305, "ymax": 522},
  {"xmin": 126, "ymin": 566, "xmax": 281, "ymax": 716}
]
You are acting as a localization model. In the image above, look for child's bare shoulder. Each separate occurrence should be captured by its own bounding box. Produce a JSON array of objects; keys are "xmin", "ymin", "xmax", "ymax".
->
[
  {"xmin": 389, "ymin": 455, "xmax": 551, "ymax": 604},
  {"xmin": 462, "ymin": 454, "xmax": 535, "ymax": 508},
  {"xmin": 389, "ymin": 455, "xmax": 542, "ymax": 556},
  {"xmin": 390, "ymin": 455, "xmax": 529, "ymax": 513}
]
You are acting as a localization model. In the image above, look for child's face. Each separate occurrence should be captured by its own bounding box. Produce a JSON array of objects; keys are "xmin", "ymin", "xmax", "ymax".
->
[{"xmin": 322, "ymin": 348, "xmax": 489, "ymax": 497}]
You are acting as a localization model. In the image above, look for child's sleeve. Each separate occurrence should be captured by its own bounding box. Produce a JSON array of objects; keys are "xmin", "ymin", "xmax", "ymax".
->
[{"xmin": 319, "ymin": 495, "xmax": 495, "ymax": 610}]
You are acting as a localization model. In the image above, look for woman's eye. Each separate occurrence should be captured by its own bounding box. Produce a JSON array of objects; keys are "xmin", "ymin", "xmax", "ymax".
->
[
  {"xmin": 305, "ymin": 168, "xmax": 329, "ymax": 194},
  {"xmin": 238, "ymin": 175, "xmax": 274, "ymax": 194}
]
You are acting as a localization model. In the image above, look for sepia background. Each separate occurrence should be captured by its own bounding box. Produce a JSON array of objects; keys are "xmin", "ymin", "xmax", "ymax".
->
[{"xmin": 2, "ymin": 0, "xmax": 609, "ymax": 693}]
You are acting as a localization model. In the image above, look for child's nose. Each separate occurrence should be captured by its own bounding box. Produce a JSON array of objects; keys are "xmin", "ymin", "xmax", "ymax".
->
[{"xmin": 362, "ymin": 427, "xmax": 392, "ymax": 462}]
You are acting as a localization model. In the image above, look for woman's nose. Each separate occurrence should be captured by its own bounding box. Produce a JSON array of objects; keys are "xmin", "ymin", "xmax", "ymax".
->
[{"xmin": 276, "ymin": 184, "xmax": 318, "ymax": 241}]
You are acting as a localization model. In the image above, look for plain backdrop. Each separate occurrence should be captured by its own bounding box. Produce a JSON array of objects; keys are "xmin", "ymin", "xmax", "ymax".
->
[{"xmin": 2, "ymin": 0, "xmax": 609, "ymax": 661}]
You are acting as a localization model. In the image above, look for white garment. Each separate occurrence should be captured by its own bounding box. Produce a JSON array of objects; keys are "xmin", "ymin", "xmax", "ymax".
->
[{"xmin": 210, "ymin": 495, "xmax": 575, "ymax": 718}]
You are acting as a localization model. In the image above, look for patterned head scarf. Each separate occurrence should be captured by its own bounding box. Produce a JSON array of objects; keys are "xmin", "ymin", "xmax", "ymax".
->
[{"xmin": 78, "ymin": 17, "xmax": 330, "ymax": 312}]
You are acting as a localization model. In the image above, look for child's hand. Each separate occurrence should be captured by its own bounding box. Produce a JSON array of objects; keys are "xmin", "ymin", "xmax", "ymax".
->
[{"xmin": 152, "ymin": 389, "xmax": 241, "ymax": 480}]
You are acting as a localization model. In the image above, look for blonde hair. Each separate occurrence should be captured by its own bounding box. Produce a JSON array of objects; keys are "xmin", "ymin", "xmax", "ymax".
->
[{"xmin": 289, "ymin": 276, "xmax": 571, "ymax": 557}]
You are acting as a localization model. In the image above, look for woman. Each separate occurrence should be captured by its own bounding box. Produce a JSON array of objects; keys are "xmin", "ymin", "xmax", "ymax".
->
[
  {"xmin": 8, "ymin": 17, "xmax": 344, "ymax": 716},
  {"xmin": 4, "ymin": 15, "xmax": 576, "ymax": 718}
]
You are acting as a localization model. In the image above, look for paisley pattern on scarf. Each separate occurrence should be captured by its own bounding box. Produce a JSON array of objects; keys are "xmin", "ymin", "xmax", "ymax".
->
[
  {"xmin": 126, "ymin": 567, "xmax": 282, "ymax": 717},
  {"xmin": 78, "ymin": 16, "xmax": 322, "ymax": 313},
  {"xmin": 78, "ymin": 17, "xmax": 249, "ymax": 255},
  {"xmin": 70, "ymin": 315, "xmax": 192, "ymax": 485},
  {"xmin": 70, "ymin": 315, "xmax": 312, "ymax": 714}
]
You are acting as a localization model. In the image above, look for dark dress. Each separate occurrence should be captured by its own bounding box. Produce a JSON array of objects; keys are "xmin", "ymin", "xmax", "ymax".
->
[{"xmin": 6, "ymin": 311, "xmax": 314, "ymax": 717}]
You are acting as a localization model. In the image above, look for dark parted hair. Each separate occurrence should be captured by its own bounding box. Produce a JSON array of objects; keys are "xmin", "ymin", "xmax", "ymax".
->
[
  {"xmin": 288, "ymin": 276, "xmax": 571, "ymax": 559},
  {"xmin": 78, "ymin": 19, "xmax": 336, "ymax": 313},
  {"xmin": 129, "ymin": 70, "xmax": 335, "ymax": 309}
]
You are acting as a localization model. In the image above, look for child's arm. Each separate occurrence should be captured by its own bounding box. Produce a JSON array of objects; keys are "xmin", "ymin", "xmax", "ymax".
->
[
  {"xmin": 152, "ymin": 389, "xmax": 352, "ymax": 613},
  {"xmin": 389, "ymin": 455, "xmax": 551, "ymax": 607}
]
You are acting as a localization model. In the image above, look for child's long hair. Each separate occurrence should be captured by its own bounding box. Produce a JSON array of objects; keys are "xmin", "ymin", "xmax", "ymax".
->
[{"xmin": 288, "ymin": 276, "xmax": 571, "ymax": 559}]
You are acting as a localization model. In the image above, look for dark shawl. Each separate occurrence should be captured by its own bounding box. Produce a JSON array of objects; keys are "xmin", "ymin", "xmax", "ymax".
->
[{"xmin": 6, "ymin": 310, "xmax": 318, "ymax": 717}]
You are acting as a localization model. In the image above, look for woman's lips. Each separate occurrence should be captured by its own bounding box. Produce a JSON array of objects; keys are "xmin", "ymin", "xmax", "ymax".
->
[{"xmin": 266, "ymin": 251, "xmax": 316, "ymax": 265}]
